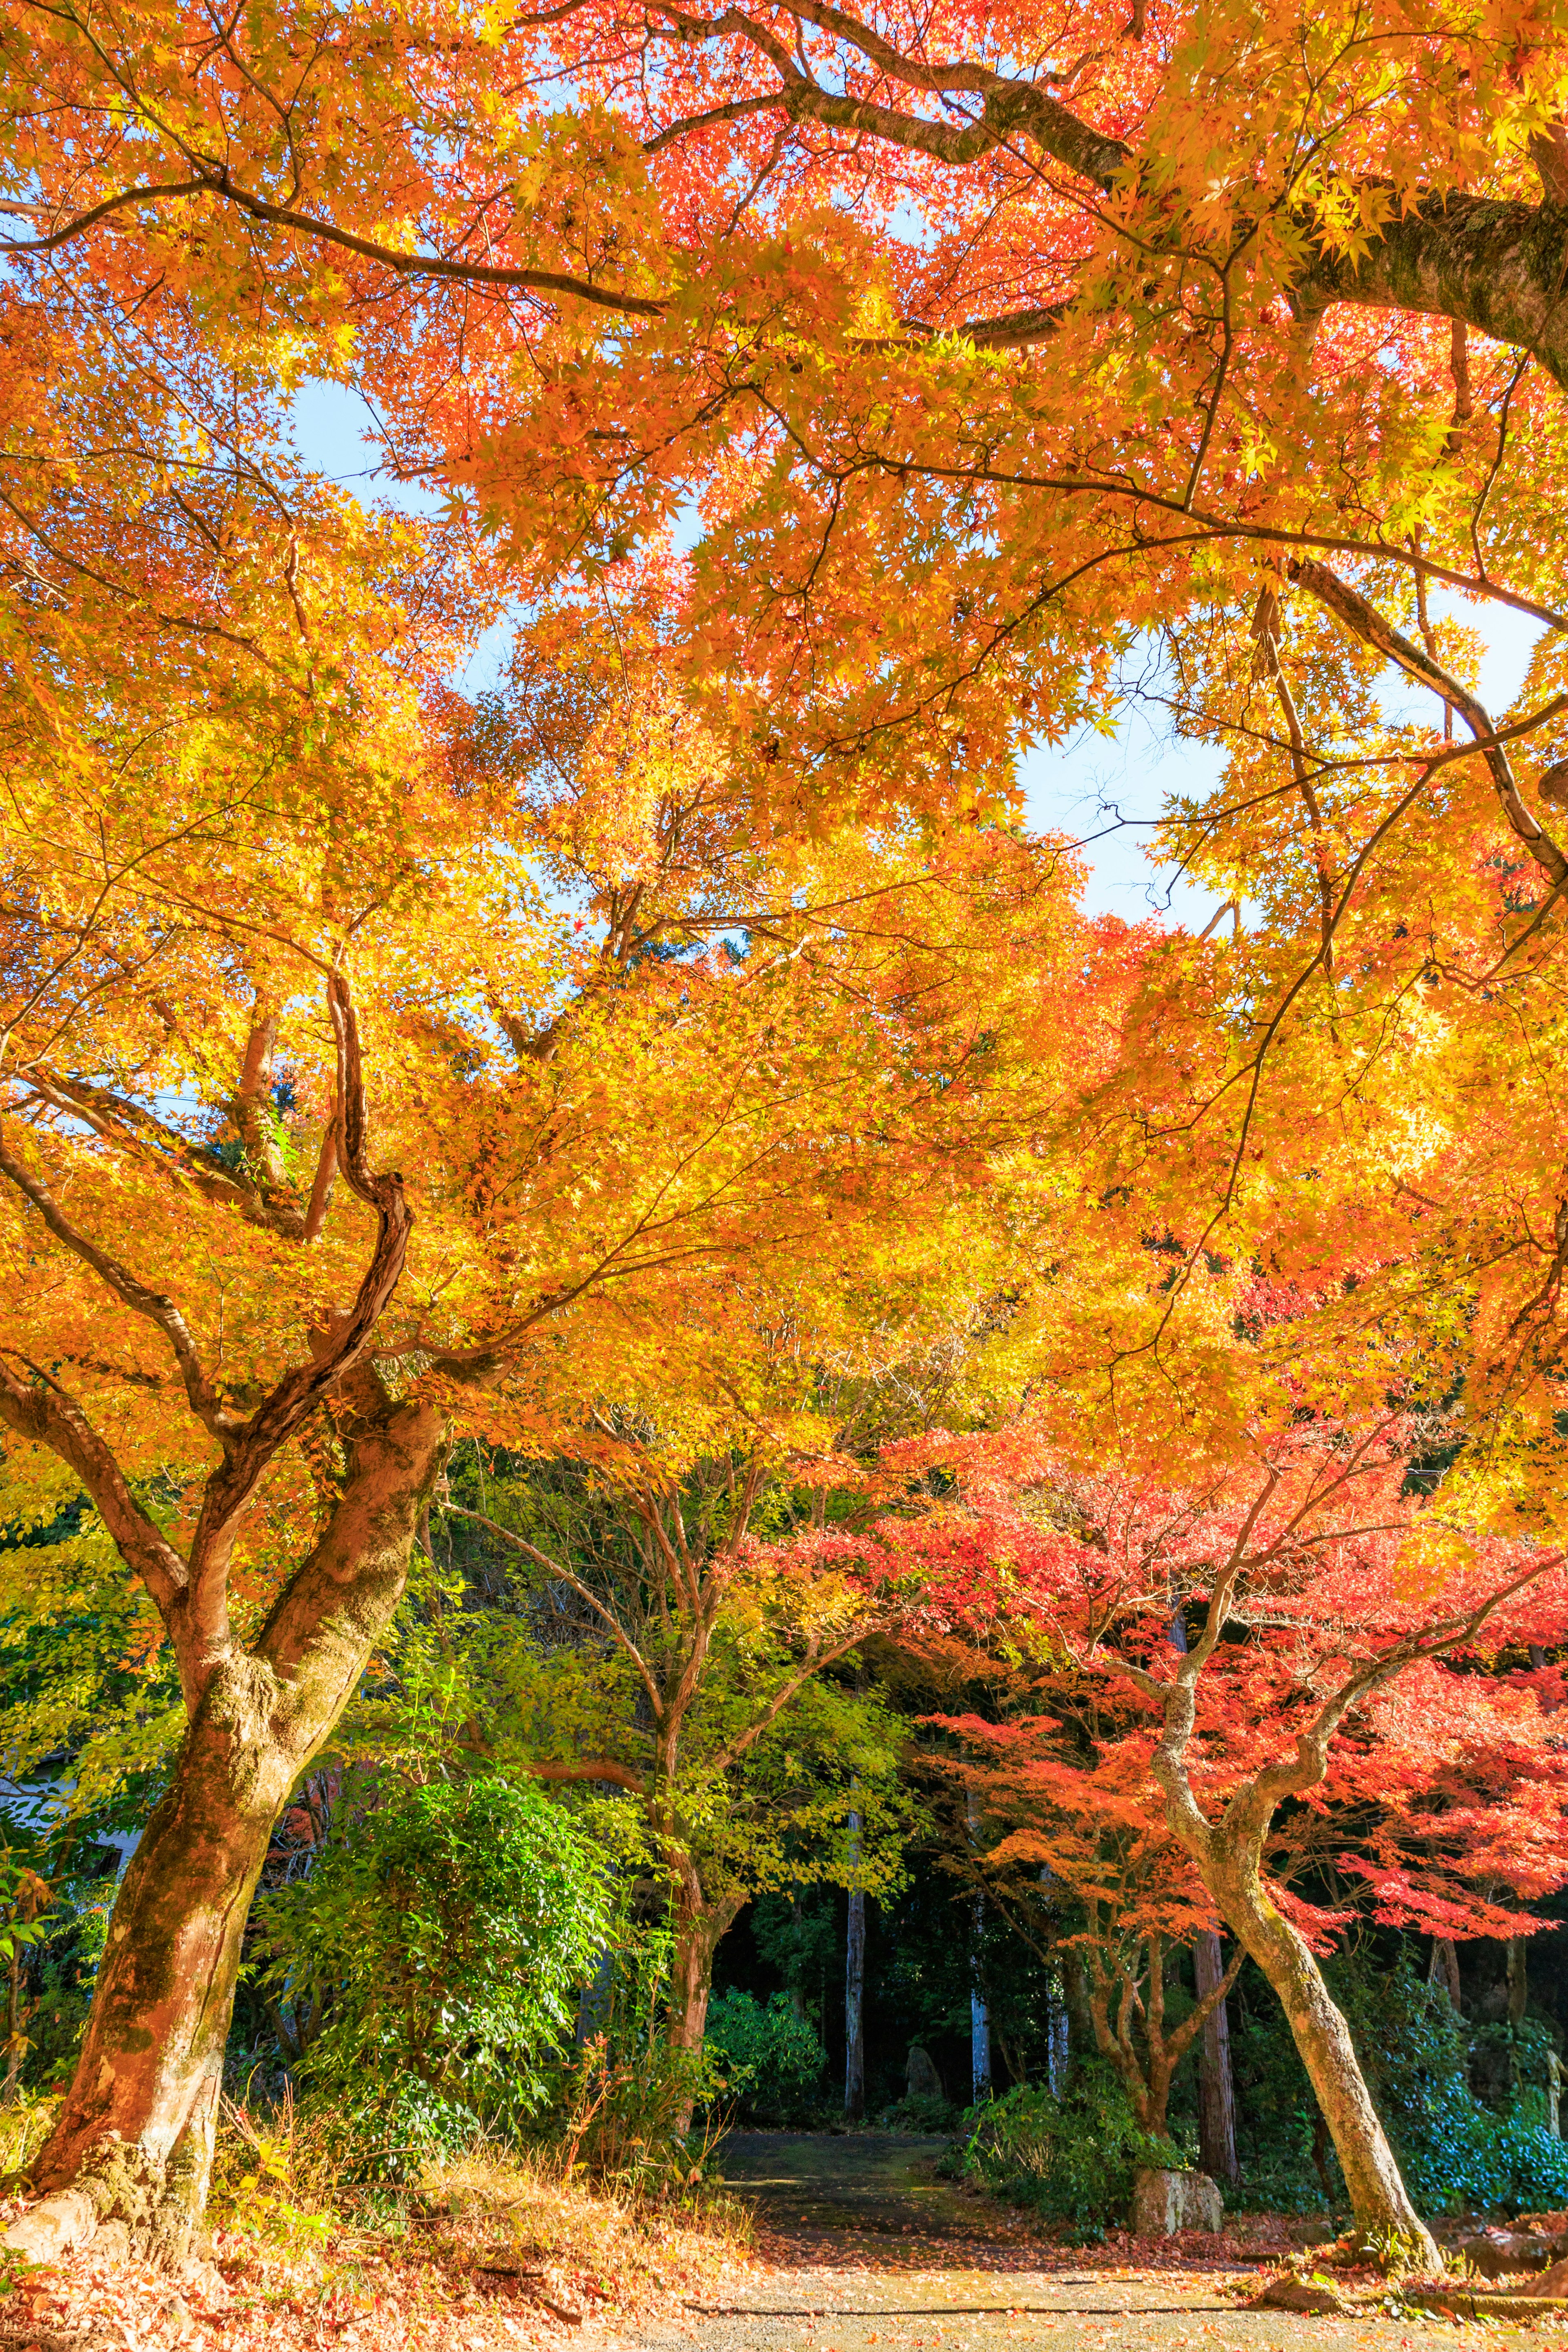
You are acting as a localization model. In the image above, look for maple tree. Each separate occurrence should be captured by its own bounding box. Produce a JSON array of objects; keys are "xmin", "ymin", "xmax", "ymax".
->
[
  {"xmin": 9, "ymin": 0, "xmax": 1568, "ymax": 2273},
  {"xmin": 434, "ymin": 1442, "xmax": 912, "ymax": 2074},
  {"xmin": 0, "ymin": 315, "xmax": 1111, "ymax": 2261},
  {"xmin": 8, "ymin": 1, "xmax": 1568, "ymax": 796},
  {"xmin": 864, "ymin": 1417, "xmax": 1568, "ymax": 2255},
  {"xmin": 927, "ymin": 1680, "xmax": 1245, "ymax": 2142},
  {"xmin": 8, "ymin": 0, "xmax": 1568, "ymax": 1449}
]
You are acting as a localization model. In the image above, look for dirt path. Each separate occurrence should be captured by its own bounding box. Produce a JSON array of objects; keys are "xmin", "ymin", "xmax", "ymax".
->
[{"xmin": 606, "ymin": 2132, "xmax": 1535, "ymax": 2352}]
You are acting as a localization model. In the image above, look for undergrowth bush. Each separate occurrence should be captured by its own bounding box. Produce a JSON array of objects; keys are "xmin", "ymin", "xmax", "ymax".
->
[
  {"xmin": 255, "ymin": 1776, "xmax": 607, "ymax": 2171},
  {"xmin": 1341, "ymin": 1956, "xmax": 1568, "ymax": 2216},
  {"xmin": 962, "ymin": 2062, "xmax": 1178, "ymax": 2240},
  {"xmin": 704, "ymin": 1990, "xmax": 823, "ymax": 2120},
  {"xmin": 1227, "ymin": 1949, "xmax": 1568, "ymax": 2217},
  {"xmin": 0, "ymin": 2090, "xmax": 58, "ymax": 2180}
]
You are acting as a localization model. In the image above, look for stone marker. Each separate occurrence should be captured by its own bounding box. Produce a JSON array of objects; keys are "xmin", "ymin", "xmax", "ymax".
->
[
  {"xmin": 1129, "ymin": 2167, "xmax": 1223, "ymax": 2236},
  {"xmin": 1252, "ymin": 2273, "xmax": 1355, "ymax": 2316},
  {"xmin": 1456, "ymin": 2228, "xmax": 1555, "ymax": 2278},
  {"xmin": 906, "ymin": 2044, "xmax": 944, "ymax": 2102}
]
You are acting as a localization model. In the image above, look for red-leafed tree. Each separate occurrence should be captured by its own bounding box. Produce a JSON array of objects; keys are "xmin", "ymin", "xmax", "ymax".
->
[
  {"xmin": 873, "ymin": 1418, "xmax": 1568, "ymax": 2260},
  {"xmin": 925, "ymin": 1689, "xmax": 1243, "ymax": 2141}
]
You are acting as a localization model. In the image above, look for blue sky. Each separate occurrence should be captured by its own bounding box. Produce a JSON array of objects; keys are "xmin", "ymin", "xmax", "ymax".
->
[
  {"xmin": 1017, "ymin": 597, "xmax": 1541, "ymax": 930},
  {"xmin": 291, "ymin": 376, "xmax": 1541, "ymax": 932}
]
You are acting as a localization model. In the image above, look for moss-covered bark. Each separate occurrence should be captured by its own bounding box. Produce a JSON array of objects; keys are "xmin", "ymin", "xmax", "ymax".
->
[{"xmin": 9, "ymin": 1382, "xmax": 445, "ymax": 2268}]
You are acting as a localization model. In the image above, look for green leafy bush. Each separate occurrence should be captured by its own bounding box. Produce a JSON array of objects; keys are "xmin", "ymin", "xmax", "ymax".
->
[
  {"xmin": 962, "ymin": 2063, "xmax": 1178, "ymax": 2241},
  {"xmin": 255, "ymin": 1777, "xmax": 607, "ymax": 2169},
  {"xmin": 704, "ymin": 1991, "xmax": 824, "ymax": 2116},
  {"xmin": 1227, "ymin": 1950, "xmax": 1568, "ymax": 2218},
  {"xmin": 1339, "ymin": 1956, "xmax": 1568, "ymax": 2216}
]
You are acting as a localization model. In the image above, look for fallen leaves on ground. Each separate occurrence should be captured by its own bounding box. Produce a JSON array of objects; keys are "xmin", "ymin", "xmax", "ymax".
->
[{"xmin": 0, "ymin": 2158, "xmax": 755, "ymax": 2352}]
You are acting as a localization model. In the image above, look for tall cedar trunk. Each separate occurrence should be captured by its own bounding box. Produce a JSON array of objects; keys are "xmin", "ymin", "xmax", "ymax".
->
[
  {"xmin": 966, "ymin": 1788, "xmax": 990, "ymax": 2102},
  {"xmin": 1192, "ymin": 1931, "xmax": 1238, "ymax": 2184},
  {"xmin": 11, "ymin": 1388, "xmax": 444, "ymax": 2269},
  {"xmin": 1061, "ymin": 1949, "xmax": 1093, "ymax": 2070},
  {"xmin": 788, "ymin": 1892, "xmax": 807, "ymax": 2024},
  {"xmin": 844, "ymin": 1801, "xmax": 866, "ymax": 2121},
  {"xmin": 1207, "ymin": 1844, "xmax": 1437, "ymax": 2261}
]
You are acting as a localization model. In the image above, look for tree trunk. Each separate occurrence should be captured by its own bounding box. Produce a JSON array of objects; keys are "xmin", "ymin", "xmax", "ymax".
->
[
  {"xmin": 1192, "ymin": 1931, "xmax": 1238, "ymax": 2184},
  {"xmin": 788, "ymin": 1891, "xmax": 807, "ymax": 2024},
  {"xmin": 966, "ymin": 1788, "xmax": 990, "ymax": 2103},
  {"xmin": 1507, "ymin": 1936, "xmax": 1529, "ymax": 2029},
  {"xmin": 664, "ymin": 1877, "xmax": 740, "ymax": 2133},
  {"xmin": 8, "ymin": 1387, "xmax": 444, "ymax": 2270},
  {"xmin": 1428, "ymin": 1936, "xmax": 1462, "ymax": 2008},
  {"xmin": 1061, "ymin": 1949, "xmax": 1093, "ymax": 2068},
  {"xmin": 22, "ymin": 1676, "xmax": 304, "ymax": 2265},
  {"xmin": 666, "ymin": 1907, "xmax": 723, "ymax": 2054},
  {"xmin": 1046, "ymin": 1976, "xmax": 1069, "ymax": 2094},
  {"xmin": 845, "ymin": 1806, "xmax": 866, "ymax": 2122},
  {"xmin": 1207, "ymin": 1849, "xmax": 1437, "ymax": 2264}
]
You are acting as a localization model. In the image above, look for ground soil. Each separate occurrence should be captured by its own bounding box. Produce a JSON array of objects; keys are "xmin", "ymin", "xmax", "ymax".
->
[
  {"xmin": 603, "ymin": 2132, "xmax": 1543, "ymax": 2352},
  {"xmin": 3, "ymin": 2129, "xmax": 1552, "ymax": 2350}
]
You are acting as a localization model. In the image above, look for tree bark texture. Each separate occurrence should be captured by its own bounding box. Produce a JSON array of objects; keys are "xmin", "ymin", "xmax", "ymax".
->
[
  {"xmin": 1061, "ymin": 1949, "xmax": 1093, "ymax": 2069},
  {"xmin": 11, "ymin": 1388, "xmax": 444, "ymax": 2267},
  {"xmin": 664, "ymin": 1874, "xmax": 742, "ymax": 2134},
  {"xmin": 1192, "ymin": 1930, "xmax": 1239, "ymax": 2185},
  {"xmin": 1429, "ymin": 1936, "xmax": 1462, "ymax": 2008},
  {"xmin": 1205, "ymin": 1846, "xmax": 1436, "ymax": 2260},
  {"xmin": 664, "ymin": 1889, "xmax": 741, "ymax": 2057}
]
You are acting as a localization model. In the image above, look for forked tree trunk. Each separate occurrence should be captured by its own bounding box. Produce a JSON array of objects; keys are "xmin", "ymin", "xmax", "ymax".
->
[{"xmin": 9, "ymin": 1387, "xmax": 444, "ymax": 2270}]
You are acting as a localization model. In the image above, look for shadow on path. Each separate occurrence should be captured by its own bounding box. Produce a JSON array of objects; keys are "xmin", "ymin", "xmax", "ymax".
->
[{"xmin": 606, "ymin": 2131, "xmax": 1526, "ymax": 2351}]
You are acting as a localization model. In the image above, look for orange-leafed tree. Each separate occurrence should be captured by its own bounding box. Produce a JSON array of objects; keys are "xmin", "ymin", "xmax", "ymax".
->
[
  {"xmin": 9, "ymin": 2, "xmax": 1568, "ymax": 1466},
  {"xmin": 0, "ymin": 383, "xmax": 1121, "ymax": 2254}
]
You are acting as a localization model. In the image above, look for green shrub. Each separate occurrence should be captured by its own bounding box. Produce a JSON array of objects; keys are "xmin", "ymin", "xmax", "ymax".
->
[
  {"xmin": 704, "ymin": 1991, "xmax": 823, "ymax": 2117},
  {"xmin": 1338, "ymin": 1955, "xmax": 1568, "ymax": 2216},
  {"xmin": 962, "ymin": 2063, "xmax": 1178, "ymax": 2241},
  {"xmin": 1225, "ymin": 1949, "xmax": 1568, "ymax": 2218},
  {"xmin": 254, "ymin": 1777, "xmax": 607, "ymax": 2169}
]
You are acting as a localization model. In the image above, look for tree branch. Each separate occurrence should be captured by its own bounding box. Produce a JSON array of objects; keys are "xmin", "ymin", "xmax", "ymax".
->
[
  {"xmin": 1290, "ymin": 555, "xmax": 1568, "ymax": 895},
  {"xmin": 182, "ymin": 970, "xmax": 412, "ymax": 1657},
  {"xmin": 0, "ymin": 1120, "xmax": 233, "ymax": 1437},
  {"xmin": 525, "ymin": 1757, "xmax": 648, "ymax": 1794},
  {"xmin": 440, "ymin": 1502, "xmax": 666, "ymax": 1722},
  {"xmin": 0, "ymin": 1357, "xmax": 187, "ymax": 1621}
]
